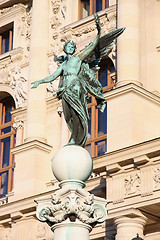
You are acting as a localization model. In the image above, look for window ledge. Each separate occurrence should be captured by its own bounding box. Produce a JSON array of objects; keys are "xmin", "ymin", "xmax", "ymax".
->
[
  {"xmin": 61, "ymin": 4, "xmax": 116, "ymax": 32},
  {"xmin": 0, "ymin": 191, "xmax": 14, "ymax": 205},
  {"xmin": 0, "ymin": 47, "xmax": 23, "ymax": 62}
]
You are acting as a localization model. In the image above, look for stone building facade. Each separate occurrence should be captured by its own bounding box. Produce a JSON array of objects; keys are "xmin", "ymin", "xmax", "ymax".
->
[{"xmin": 0, "ymin": 0, "xmax": 160, "ymax": 239}]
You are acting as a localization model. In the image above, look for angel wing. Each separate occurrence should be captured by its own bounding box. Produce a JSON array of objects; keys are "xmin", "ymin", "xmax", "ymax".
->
[{"xmin": 84, "ymin": 27, "xmax": 125, "ymax": 70}]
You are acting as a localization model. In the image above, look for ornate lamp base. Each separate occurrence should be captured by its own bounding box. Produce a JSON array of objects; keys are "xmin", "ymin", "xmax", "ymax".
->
[{"xmin": 35, "ymin": 145, "xmax": 107, "ymax": 240}]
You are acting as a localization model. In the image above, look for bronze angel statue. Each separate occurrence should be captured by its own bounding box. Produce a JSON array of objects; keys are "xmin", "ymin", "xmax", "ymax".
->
[{"xmin": 32, "ymin": 13, "xmax": 125, "ymax": 147}]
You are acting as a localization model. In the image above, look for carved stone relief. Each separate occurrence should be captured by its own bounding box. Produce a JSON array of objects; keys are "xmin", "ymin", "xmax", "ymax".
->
[
  {"xmin": 154, "ymin": 167, "xmax": 160, "ymax": 188},
  {"xmin": 16, "ymin": 3, "xmax": 32, "ymax": 59},
  {"xmin": 10, "ymin": 66, "xmax": 27, "ymax": 108},
  {"xmin": 50, "ymin": 0, "xmax": 66, "ymax": 52},
  {"xmin": 124, "ymin": 173, "xmax": 141, "ymax": 196},
  {"xmin": 35, "ymin": 222, "xmax": 53, "ymax": 240},
  {"xmin": 35, "ymin": 224, "xmax": 47, "ymax": 239},
  {"xmin": 46, "ymin": 58, "xmax": 60, "ymax": 97}
]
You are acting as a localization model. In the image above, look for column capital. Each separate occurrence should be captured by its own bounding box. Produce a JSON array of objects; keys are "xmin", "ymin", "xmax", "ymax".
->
[{"xmin": 114, "ymin": 210, "xmax": 147, "ymax": 240}]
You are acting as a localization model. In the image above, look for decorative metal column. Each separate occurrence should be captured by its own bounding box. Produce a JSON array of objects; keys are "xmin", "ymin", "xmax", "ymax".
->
[{"xmin": 35, "ymin": 145, "xmax": 107, "ymax": 240}]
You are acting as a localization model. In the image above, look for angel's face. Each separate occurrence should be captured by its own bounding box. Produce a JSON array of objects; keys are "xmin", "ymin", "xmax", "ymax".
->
[{"xmin": 65, "ymin": 42, "xmax": 76, "ymax": 55}]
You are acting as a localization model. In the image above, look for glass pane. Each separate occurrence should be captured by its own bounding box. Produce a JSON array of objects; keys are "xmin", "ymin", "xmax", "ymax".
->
[
  {"xmin": 0, "ymin": 171, "xmax": 8, "ymax": 198},
  {"xmin": 2, "ymin": 136, "xmax": 10, "ymax": 167},
  {"xmin": 88, "ymin": 108, "xmax": 92, "ymax": 139},
  {"xmin": 4, "ymin": 36, "xmax": 9, "ymax": 53},
  {"xmin": 2, "ymin": 126, "xmax": 11, "ymax": 134},
  {"xmin": 98, "ymin": 104, "xmax": 107, "ymax": 136},
  {"xmin": 95, "ymin": 139, "xmax": 107, "ymax": 156},
  {"xmin": 5, "ymin": 106, "xmax": 12, "ymax": 123},
  {"xmin": 82, "ymin": 0, "xmax": 90, "ymax": 17},
  {"xmin": 98, "ymin": 69, "xmax": 108, "ymax": 87},
  {"xmin": 85, "ymin": 144, "xmax": 91, "ymax": 156},
  {"xmin": 96, "ymin": 0, "xmax": 102, "ymax": 12}
]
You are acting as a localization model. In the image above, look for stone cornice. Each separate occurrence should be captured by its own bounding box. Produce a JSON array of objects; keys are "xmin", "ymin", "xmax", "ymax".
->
[
  {"xmin": 11, "ymin": 140, "xmax": 52, "ymax": 155},
  {"xmin": 0, "ymin": 0, "xmax": 28, "ymax": 9},
  {"xmin": 0, "ymin": 188, "xmax": 58, "ymax": 226},
  {"xmin": 104, "ymin": 83, "xmax": 160, "ymax": 105},
  {"xmin": 61, "ymin": 5, "xmax": 116, "ymax": 31},
  {"xmin": 0, "ymin": 3, "xmax": 26, "ymax": 25},
  {"xmin": 11, "ymin": 105, "xmax": 27, "ymax": 121},
  {"xmin": 0, "ymin": 47, "xmax": 23, "ymax": 64},
  {"xmin": 93, "ymin": 137, "xmax": 160, "ymax": 173}
]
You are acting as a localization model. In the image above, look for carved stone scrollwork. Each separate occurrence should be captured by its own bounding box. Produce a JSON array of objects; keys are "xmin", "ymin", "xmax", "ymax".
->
[
  {"xmin": 35, "ymin": 186, "xmax": 107, "ymax": 227},
  {"xmin": 50, "ymin": 0, "xmax": 66, "ymax": 44},
  {"xmin": 13, "ymin": 120, "xmax": 24, "ymax": 130}
]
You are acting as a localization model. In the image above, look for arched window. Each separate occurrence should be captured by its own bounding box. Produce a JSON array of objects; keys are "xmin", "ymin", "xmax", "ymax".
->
[
  {"xmin": 79, "ymin": 0, "xmax": 109, "ymax": 19},
  {"xmin": 85, "ymin": 57, "xmax": 115, "ymax": 158},
  {"xmin": 0, "ymin": 94, "xmax": 15, "ymax": 198}
]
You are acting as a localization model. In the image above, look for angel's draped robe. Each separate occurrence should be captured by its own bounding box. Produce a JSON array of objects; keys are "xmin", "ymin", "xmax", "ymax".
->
[{"xmin": 56, "ymin": 62, "xmax": 106, "ymax": 147}]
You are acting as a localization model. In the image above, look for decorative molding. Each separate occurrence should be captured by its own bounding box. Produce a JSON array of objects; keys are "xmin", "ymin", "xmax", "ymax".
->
[
  {"xmin": 35, "ymin": 186, "xmax": 107, "ymax": 227},
  {"xmin": 49, "ymin": 0, "xmax": 66, "ymax": 52},
  {"xmin": 13, "ymin": 120, "xmax": 24, "ymax": 130},
  {"xmin": 11, "ymin": 140, "xmax": 52, "ymax": 155},
  {"xmin": 49, "ymin": 5, "xmax": 116, "ymax": 65},
  {"xmin": 104, "ymin": 83, "xmax": 160, "ymax": 105}
]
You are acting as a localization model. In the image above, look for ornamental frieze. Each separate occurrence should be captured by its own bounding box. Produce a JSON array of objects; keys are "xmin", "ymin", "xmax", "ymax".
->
[
  {"xmin": 124, "ymin": 173, "xmax": 141, "ymax": 196},
  {"xmin": 154, "ymin": 167, "xmax": 160, "ymax": 188}
]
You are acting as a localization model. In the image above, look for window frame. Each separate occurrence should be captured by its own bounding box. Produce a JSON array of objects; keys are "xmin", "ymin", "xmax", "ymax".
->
[
  {"xmin": 79, "ymin": 0, "xmax": 109, "ymax": 19},
  {"xmin": 0, "ymin": 97, "xmax": 15, "ymax": 198},
  {"xmin": 0, "ymin": 23, "xmax": 13, "ymax": 55},
  {"xmin": 85, "ymin": 58, "xmax": 115, "ymax": 158}
]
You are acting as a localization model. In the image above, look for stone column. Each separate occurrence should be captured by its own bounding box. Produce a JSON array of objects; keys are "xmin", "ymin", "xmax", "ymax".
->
[
  {"xmin": 114, "ymin": 215, "xmax": 146, "ymax": 240},
  {"xmin": 25, "ymin": 0, "xmax": 49, "ymax": 143},
  {"xmin": 116, "ymin": 0, "xmax": 142, "ymax": 87}
]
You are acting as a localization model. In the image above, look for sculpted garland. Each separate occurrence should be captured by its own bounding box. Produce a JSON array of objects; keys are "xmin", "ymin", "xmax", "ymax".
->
[{"xmin": 32, "ymin": 13, "xmax": 124, "ymax": 147}]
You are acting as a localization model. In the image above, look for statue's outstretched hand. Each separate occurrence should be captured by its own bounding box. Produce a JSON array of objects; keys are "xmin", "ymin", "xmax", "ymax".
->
[
  {"xmin": 31, "ymin": 80, "xmax": 42, "ymax": 88},
  {"xmin": 94, "ymin": 13, "xmax": 101, "ymax": 34}
]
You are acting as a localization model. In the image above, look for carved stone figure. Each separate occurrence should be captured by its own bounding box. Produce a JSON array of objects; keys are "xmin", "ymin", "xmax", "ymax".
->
[
  {"xmin": 11, "ymin": 66, "xmax": 27, "ymax": 108},
  {"xmin": 32, "ymin": 13, "xmax": 125, "ymax": 147}
]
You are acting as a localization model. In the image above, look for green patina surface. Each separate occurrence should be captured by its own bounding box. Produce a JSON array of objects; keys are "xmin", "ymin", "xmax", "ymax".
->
[{"xmin": 32, "ymin": 13, "xmax": 125, "ymax": 147}]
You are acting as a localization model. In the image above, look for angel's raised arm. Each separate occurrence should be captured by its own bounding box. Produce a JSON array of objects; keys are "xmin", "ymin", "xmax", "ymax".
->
[
  {"xmin": 32, "ymin": 64, "xmax": 63, "ymax": 88},
  {"xmin": 79, "ymin": 13, "xmax": 101, "ymax": 61}
]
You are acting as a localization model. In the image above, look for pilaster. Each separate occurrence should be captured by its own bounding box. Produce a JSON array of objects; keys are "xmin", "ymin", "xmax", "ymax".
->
[
  {"xmin": 11, "ymin": 140, "xmax": 52, "ymax": 200},
  {"xmin": 25, "ymin": 0, "xmax": 49, "ymax": 143},
  {"xmin": 117, "ymin": 0, "xmax": 141, "ymax": 87}
]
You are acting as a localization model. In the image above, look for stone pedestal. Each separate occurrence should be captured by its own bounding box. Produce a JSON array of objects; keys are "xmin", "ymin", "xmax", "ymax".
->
[{"xmin": 35, "ymin": 145, "xmax": 107, "ymax": 240}]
